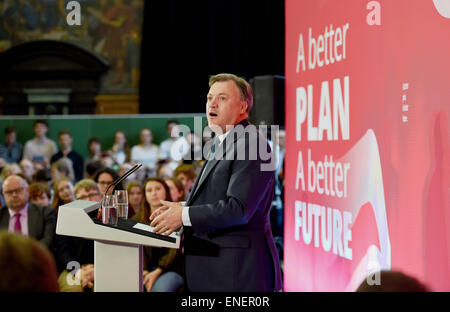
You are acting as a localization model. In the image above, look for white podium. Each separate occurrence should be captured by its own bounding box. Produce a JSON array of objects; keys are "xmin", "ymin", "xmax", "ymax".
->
[{"xmin": 56, "ymin": 200, "xmax": 181, "ymax": 292}]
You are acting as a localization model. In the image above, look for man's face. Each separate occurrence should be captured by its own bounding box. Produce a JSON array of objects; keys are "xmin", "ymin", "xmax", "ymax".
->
[
  {"xmin": 34, "ymin": 123, "xmax": 48, "ymax": 138},
  {"xmin": 6, "ymin": 132, "xmax": 16, "ymax": 145},
  {"xmin": 140, "ymin": 129, "xmax": 152, "ymax": 145},
  {"xmin": 59, "ymin": 134, "xmax": 73, "ymax": 150},
  {"xmin": 76, "ymin": 187, "xmax": 101, "ymax": 202},
  {"xmin": 98, "ymin": 172, "xmax": 114, "ymax": 194},
  {"xmin": 2, "ymin": 176, "xmax": 29, "ymax": 211},
  {"xmin": 206, "ymin": 80, "xmax": 247, "ymax": 133}
]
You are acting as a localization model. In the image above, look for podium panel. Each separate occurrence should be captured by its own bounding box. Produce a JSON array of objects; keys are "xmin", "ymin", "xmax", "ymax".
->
[{"xmin": 56, "ymin": 200, "xmax": 181, "ymax": 292}]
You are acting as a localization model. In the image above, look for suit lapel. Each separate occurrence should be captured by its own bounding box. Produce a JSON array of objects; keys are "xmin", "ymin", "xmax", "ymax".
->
[
  {"xmin": 0, "ymin": 206, "xmax": 9, "ymax": 229},
  {"xmin": 187, "ymin": 120, "xmax": 250, "ymax": 204},
  {"xmin": 27, "ymin": 204, "xmax": 37, "ymax": 238}
]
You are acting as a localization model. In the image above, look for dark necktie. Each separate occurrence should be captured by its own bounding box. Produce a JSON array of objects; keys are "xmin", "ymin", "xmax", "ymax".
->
[{"xmin": 14, "ymin": 213, "xmax": 22, "ymax": 234}]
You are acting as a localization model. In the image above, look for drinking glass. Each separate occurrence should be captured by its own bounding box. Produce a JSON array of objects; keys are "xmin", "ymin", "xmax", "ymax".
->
[
  {"xmin": 102, "ymin": 194, "xmax": 118, "ymax": 225},
  {"xmin": 115, "ymin": 190, "xmax": 129, "ymax": 220}
]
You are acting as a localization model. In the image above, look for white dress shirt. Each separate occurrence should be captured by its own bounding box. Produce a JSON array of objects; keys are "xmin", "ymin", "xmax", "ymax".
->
[
  {"xmin": 8, "ymin": 204, "xmax": 29, "ymax": 236},
  {"xmin": 182, "ymin": 130, "xmax": 230, "ymax": 226}
]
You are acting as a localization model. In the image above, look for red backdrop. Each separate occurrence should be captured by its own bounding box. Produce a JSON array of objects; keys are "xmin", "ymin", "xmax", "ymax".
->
[{"xmin": 284, "ymin": 0, "xmax": 450, "ymax": 291}]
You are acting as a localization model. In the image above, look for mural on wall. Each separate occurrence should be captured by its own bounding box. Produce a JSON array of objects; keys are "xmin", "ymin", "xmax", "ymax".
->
[{"xmin": 0, "ymin": 0, "xmax": 144, "ymax": 92}]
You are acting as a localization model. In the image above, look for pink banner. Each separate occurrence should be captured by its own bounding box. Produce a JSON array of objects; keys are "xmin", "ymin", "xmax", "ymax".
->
[{"xmin": 284, "ymin": 0, "xmax": 450, "ymax": 291}]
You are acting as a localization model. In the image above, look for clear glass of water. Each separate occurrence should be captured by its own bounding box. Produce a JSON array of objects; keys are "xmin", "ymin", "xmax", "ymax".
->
[
  {"xmin": 115, "ymin": 190, "xmax": 128, "ymax": 220},
  {"xmin": 102, "ymin": 194, "xmax": 118, "ymax": 225}
]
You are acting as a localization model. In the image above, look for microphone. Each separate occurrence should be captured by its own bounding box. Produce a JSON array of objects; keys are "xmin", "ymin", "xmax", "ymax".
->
[
  {"xmin": 104, "ymin": 163, "xmax": 143, "ymax": 196},
  {"xmin": 97, "ymin": 163, "xmax": 143, "ymax": 220}
]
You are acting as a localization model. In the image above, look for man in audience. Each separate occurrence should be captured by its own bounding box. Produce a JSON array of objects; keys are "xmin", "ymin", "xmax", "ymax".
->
[
  {"xmin": 55, "ymin": 179, "xmax": 100, "ymax": 292},
  {"xmin": 50, "ymin": 130, "xmax": 84, "ymax": 182},
  {"xmin": 174, "ymin": 164, "xmax": 197, "ymax": 197},
  {"xmin": 0, "ymin": 126, "xmax": 23, "ymax": 164},
  {"xmin": 0, "ymin": 175, "xmax": 56, "ymax": 249},
  {"xmin": 23, "ymin": 120, "xmax": 57, "ymax": 168}
]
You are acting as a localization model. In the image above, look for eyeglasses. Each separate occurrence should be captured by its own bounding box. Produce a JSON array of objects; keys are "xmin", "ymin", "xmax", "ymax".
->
[
  {"xmin": 3, "ymin": 187, "xmax": 25, "ymax": 196},
  {"xmin": 77, "ymin": 193, "xmax": 100, "ymax": 200}
]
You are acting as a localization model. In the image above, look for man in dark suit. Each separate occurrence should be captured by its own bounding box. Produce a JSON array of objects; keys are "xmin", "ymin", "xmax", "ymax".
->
[
  {"xmin": 150, "ymin": 73, "xmax": 282, "ymax": 292},
  {"xmin": 0, "ymin": 175, "xmax": 55, "ymax": 249}
]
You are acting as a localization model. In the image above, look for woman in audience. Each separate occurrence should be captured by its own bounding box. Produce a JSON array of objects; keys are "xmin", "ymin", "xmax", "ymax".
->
[
  {"xmin": 85, "ymin": 137, "xmax": 103, "ymax": 165},
  {"xmin": 132, "ymin": 177, "xmax": 183, "ymax": 292},
  {"xmin": 125, "ymin": 180, "xmax": 143, "ymax": 218},
  {"xmin": 50, "ymin": 158, "xmax": 75, "ymax": 183},
  {"xmin": 0, "ymin": 163, "xmax": 21, "ymax": 181},
  {"xmin": 29, "ymin": 182, "xmax": 51, "ymax": 207},
  {"xmin": 131, "ymin": 128, "xmax": 160, "ymax": 177},
  {"xmin": 164, "ymin": 177, "xmax": 185, "ymax": 202},
  {"xmin": 109, "ymin": 130, "xmax": 130, "ymax": 165},
  {"xmin": 51, "ymin": 177, "xmax": 75, "ymax": 214}
]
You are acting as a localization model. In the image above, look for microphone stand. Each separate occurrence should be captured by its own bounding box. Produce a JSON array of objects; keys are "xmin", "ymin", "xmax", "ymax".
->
[{"xmin": 98, "ymin": 163, "xmax": 143, "ymax": 219}]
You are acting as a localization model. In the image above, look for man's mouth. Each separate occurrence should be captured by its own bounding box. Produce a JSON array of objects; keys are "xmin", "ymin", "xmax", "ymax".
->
[{"xmin": 209, "ymin": 112, "xmax": 218, "ymax": 117}]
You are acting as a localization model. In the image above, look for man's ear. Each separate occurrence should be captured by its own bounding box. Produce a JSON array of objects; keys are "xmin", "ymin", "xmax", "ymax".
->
[{"xmin": 240, "ymin": 101, "xmax": 248, "ymax": 114}]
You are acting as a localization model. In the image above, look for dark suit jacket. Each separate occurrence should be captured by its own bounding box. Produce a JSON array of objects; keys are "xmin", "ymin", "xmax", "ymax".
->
[
  {"xmin": 184, "ymin": 119, "xmax": 282, "ymax": 292},
  {"xmin": 0, "ymin": 203, "xmax": 56, "ymax": 249}
]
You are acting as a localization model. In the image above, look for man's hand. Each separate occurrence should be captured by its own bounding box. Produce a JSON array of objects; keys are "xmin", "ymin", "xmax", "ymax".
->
[{"xmin": 150, "ymin": 200, "xmax": 183, "ymax": 235}]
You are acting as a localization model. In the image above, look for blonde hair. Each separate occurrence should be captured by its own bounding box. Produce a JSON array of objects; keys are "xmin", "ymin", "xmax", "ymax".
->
[
  {"xmin": 74, "ymin": 179, "xmax": 100, "ymax": 198},
  {"xmin": 209, "ymin": 73, "xmax": 253, "ymax": 113}
]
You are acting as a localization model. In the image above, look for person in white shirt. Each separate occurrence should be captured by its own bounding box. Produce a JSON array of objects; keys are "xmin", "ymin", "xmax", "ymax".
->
[
  {"xmin": 23, "ymin": 120, "xmax": 57, "ymax": 168},
  {"xmin": 159, "ymin": 120, "xmax": 178, "ymax": 160},
  {"xmin": 108, "ymin": 130, "xmax": 130, "ymax": 165},
  {"xmin": 130, "ymin": 128, "xmax": 160, "ymax": 176}
]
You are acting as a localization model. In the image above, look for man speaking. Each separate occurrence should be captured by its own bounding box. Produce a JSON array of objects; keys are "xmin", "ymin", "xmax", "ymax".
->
[{"xmin": 150, "ymin": 73, "xmax": 282, "ymax": 292}]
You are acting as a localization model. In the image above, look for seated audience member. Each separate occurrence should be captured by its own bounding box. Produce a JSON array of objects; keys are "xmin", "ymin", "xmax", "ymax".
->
[
  {"xmin": 20, "ymin": 159, "xmax": 35, "ymax": 182},
  {"xmin": 0, "ymin": 163, "xmax": 21, "ymax": 182},
  {"xmin": 29, "ymin": 182, "xmax": 51, "ymax": 207},
  {"xmin": 23, "ymin": 119, "xmax": 57, "ymax": 168},
  {"xmin": 55, "ymin": 179, "xmax": 101, "ymax": 292},
  {"xmin": 85, "ymin": 137, "xmax": 102, "ymax": 166},
  {"xmin": 156, "ymin": 162, "xmax": 174, "ymax": 179},
  {"xmin": 119, "ymin": 162, "xmax": 138, "ymax": 185},
  {"xmin": 50, "ymin": 158, "xmax": 75, "ymax": 183},
  {"xmin": 173, "ymin": 164, "xmax": 197, "ymax": 197},
  {"xmin": 108, "ymin": 130, "xmax": 130, "ymax": 165},
  {"xmin": 0, "ymin": 175, "xmax": 56, "ymax": 249},
  {"xmin": 34, "ymin": 168, "xmax": 52, "ymax": 188},
  {"xmin": 133, "ymin": 178, "xmax": 183, "ymax": 292},
  {"xmin": 0, "ymin": 126, "xmax": 23, "ymax": 164},
  {"xmin": 51, "ymin": 130, "xmax": 84, "ymax": 182},
  {"xmin": 131, "ymin": 128, "xmax": 160, "ymax": 177},
  {"xmin": 164, "ymin": 178, "xmax": 185, "ymax": 202},
  {"xmin": 159, "ymin": 120, "xmax": 180, "ymax": 160},
  {"xmin": 125, "ymin": 180, "xmax": 143, "ymax": 218},
  {"xmin": 93, "ymin": 167, "xmax": 123, "ymax": 195},
  {"xmin": 357, "ymin": 270, "xmax": 430, "ymax": 292},
  {"xmin": 0, "ymin": 231, "xmax": 59, "ymax": 292},
  {"xmin": 85, "ymin": 160, "xmax": 104, "ymax": 179},
  {"xmin": 51, "ymin": 178, "xmax": 75, "ymax": 214}
]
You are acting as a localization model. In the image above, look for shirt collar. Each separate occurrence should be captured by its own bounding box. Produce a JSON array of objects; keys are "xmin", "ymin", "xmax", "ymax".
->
[
  {"xmin": 8, "ymin": 203, "xmax": 29, "ymax": 217},
  {"xmin": 217, "ymin": 129, "xmax": 231, "ymax": 144}
]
